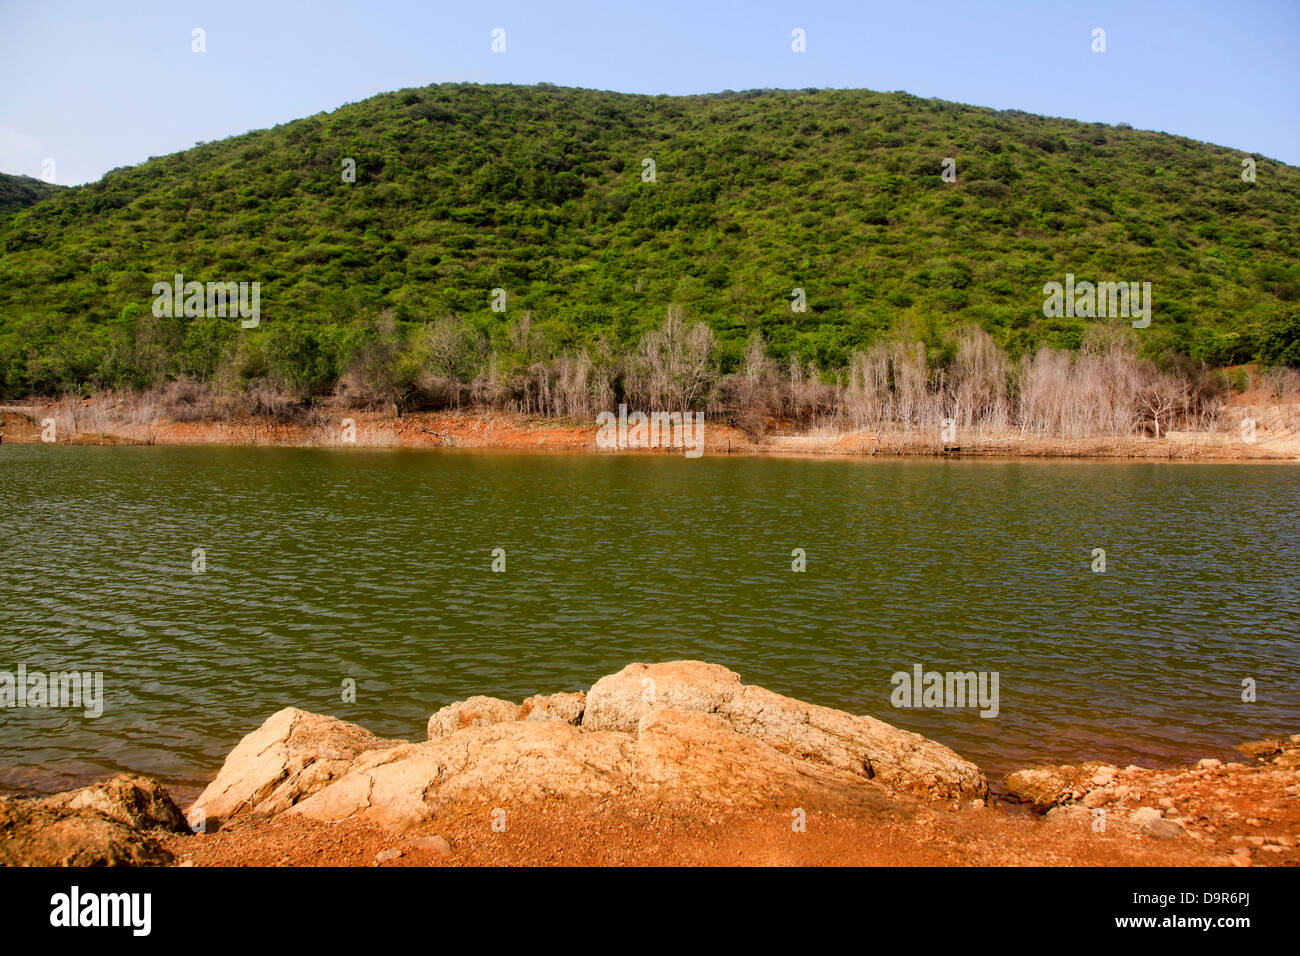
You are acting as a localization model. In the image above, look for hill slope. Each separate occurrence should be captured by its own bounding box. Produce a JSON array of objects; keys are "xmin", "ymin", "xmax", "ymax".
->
[
  {"xmin": 0, "ymin": 172, "xmax": 65, "ymax": 217},
  {"xmin": 0, "ymin": 83, "xmax": 1297, "ymax": 398}
]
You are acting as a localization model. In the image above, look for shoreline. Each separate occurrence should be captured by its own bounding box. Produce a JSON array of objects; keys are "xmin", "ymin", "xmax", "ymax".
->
[
  {"xmin": 4, "ymin": 401, "xmax": 1299, "ymax": 462},
  {"xmin": 3, "ymin": 661, "xmax": 1297, "ymax": 867}
]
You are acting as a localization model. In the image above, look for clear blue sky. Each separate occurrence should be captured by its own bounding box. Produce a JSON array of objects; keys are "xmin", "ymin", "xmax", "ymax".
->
[{"xmin": 2, "ymin": 0, "xmax": 1297, "ymax": 185}]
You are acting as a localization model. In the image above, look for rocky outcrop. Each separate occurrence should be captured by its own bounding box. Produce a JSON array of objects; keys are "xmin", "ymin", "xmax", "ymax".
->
[
  {"xmin": 631, "ymin": 708, "xmax": 888, "ymax": 807},
  {"xmin": 40, "ymin": 773, "xmax": 189, "ymax": 833},
  {"xmin": 1238, "ymin": 735, "xmax": 1300, "ymax": 768},
  {"xmin": 252, "ymin": 661, "xmax": 986, "ymax": 830},
  {"xmin": 583, "ymin": 661, "xmax": 744, "ymax": 732},
  {"xmin": 174, "ymin": 662, "xmax": 987, "ymax": 836},
  {"xmin": 427, "ymin": 696, "xmax": 521, "ymax": 739},
  {"xmin": 0, "ymin": 778, "xmax": 181, "ymax": 866},
  {"xmin": 519, "ymin": 692, "xmax": 585, "ymax": 725},
  {"xmin": 719, "ymin": 684, "xmax": 986, "ymax": 802},
  {"xmin": 1005, "ymin": 762, "xmax": 1115, "ymax": 809},
  {"xmin": 190, "ymin": 707, "xmax": 403, "ymax": 826},
  {"xmin": 583, "ymin": 661, "xmax": 986, "ymax": 802},
  {"xmin": 291, "ymin": 720, "xmax": 636, "ymax": 831}
]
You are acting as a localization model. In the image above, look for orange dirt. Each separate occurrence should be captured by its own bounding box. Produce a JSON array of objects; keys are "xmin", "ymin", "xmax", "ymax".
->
[{"xmin": 4, "ymin": 400, "xmax": 1298, "ymax": 460}]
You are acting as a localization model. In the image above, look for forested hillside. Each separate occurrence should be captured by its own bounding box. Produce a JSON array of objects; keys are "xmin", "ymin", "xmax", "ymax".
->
[
  {"xmin": 1, "ymin": 83, "xmax": 1297, "ymax": 405},
  {"xmin": 0, "ymin": 172, "xmax": 64, "ymax": 218}
]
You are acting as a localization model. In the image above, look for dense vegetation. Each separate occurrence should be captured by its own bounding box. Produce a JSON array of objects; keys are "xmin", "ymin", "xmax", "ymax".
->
[
  {"xmin": 1, "ymin": 83, "xmax": 1297, "ymax": 409},
  {"xmin": 0, "ymin": 173, "xmax": 64, "ymax": 218}
]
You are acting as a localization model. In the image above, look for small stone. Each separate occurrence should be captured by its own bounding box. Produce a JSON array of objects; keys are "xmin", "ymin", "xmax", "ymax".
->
[
  {"xmin": 404, "ymin": 834, "xmax": 453, "ymax": 856},
  {"xmin": 374, "ymin": 848, "xmax": 403, "ymax": 864},
  {"xmin": 1091, "ymin": 766, "xmax": 1118, "ymax": 787},
  {"xmin": 1247, "ymin": 836, "xmax": 1266, "ymax": 846},
  {"xmin": 1197, "ymin": 758, "xmax": 1222, "ymax": 770},
  {"xmin": 1158, "ymin": 797, "xmax": 1175, "ymax": 809},
  {"xmin": 1131, "ymin": 806, "xmax": 1183, "ymax": 839},
  {"xmin": 1262, "ymin": 845, "xmax": 1284, "ymax": 854}
]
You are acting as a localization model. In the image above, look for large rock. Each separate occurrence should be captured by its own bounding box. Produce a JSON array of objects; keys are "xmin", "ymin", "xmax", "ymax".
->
[
  {"xmin": 191, "ymin": 707, "xmax": 402, "ymax": 826},
  {"xmin": 1005, "ymin": 762, "xmax": 1111, "ymax": 809},
  {"xmin": 582, "ymin": 661, "xmax": 743, "ymax": 733},
  {"xmin": 41, "ymin": 773, "xmax": 188, "ymax": 833},
  {"xmin": 720, "ymin": 685, "xmax": 987, "ymax": 802},
  {"xmin": 197, "ymin": 660, "xmax": 990, "ymax": 829},
  {"xmin": 292, "ymin": 721, "xmax": 636, "ymax": 831},
  {"xmin": 427, "ymin": 696, "xmax": 521, "ymax": 739},
  {"xmin": 632, "ymin": 708, "xmax": 878, "ymax": 807},
  {"xmin": 583, "ymin": 661, "xmax": 986, "ymax": 802},
  {"xmin": 519, "ymin": 692, "xmax": 585, "ymax": 725},
  {"xmin": 0, "ymin": 796, "xmax": 173, "ymax": 866}
]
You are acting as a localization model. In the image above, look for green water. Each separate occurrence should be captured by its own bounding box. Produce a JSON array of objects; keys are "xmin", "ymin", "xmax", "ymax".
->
[{"xmin": 1, "ymin": 444, "xmax": 1297, "ymax": 795}]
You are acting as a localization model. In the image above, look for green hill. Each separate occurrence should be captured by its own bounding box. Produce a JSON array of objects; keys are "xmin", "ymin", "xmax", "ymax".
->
[
  {"xmin": 1, "ymin": 83, "xmax": 1297, "ymax": 400},
  {"xmin": 0, "ymin": 172, "xmax": 65, "ymax": 218}
]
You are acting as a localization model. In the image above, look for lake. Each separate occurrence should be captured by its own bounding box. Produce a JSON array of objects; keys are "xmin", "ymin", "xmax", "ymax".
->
[{"xmin": 1, "ymin": 444, "xmax": 1297, "ymax": 796}]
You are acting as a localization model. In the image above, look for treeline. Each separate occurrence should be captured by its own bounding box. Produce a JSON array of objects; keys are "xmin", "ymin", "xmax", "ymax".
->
[{"xmin": 38, "ymin": 307, "xmax": 1300, "ymax": 440}]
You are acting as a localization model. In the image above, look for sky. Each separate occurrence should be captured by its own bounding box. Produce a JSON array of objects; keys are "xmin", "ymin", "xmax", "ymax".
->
[{"xmin": 1, "ymin": 0, "xmax": 1297, "ymax": 186}]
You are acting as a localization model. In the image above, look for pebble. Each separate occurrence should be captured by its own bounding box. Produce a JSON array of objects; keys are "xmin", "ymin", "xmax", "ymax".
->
[
  {"xmin": 1198, "ymin": 758, "xmax": 1223, "ymax": 770},
  {"xmin": 404, "ymin": 834, "xmax": 453, "ymax": 856},
  {"xmin": 1091, "ymin": 767, "xmax": 1117, "ymax": 787},
  {"xmin": 375, "ymin": 848, "xmax": 403, "ymax": 864}
]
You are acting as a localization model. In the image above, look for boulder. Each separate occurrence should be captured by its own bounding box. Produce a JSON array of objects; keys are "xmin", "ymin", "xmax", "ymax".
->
[
  {"xmin": 0, "ymin": 796, "xmax": 172, "ymax": 866},
  {"xmin": 427, "ymin": 696, "xmax": 520, "ymax": 739},
  {"xmin": 198, "ymin": 660, "xmax": 993, "ymax": 828},
  {"xmin": 41, "ymin": 773, "xmax": 188, "ymax": 833},
  {"xmin": 631, "ymin": 708, "xmax": 876, "ymax": 806},
  {"xmin": 519, "ymin": 692, "xmax": 585, "ymax": 725},
  {"xmin": 720, "ymin": 685, "xmax": 987, "ymax": 803},
  {"xmin": 583, "ymin": 661, "xmax": 986, "ymax": 802},
  {"xmin": 1005, "ymin": 762, "xmax": 1110, "ymax": 809},
  {"xmin": 190, "ymin": 707, "xmax": 402, "ymax": 826},
  {"xmin": 582, "ymin": 661, "xmax": 743, "ymax": 732},
  {"xmin": 292, "ymin": 720, "xmax": 636, "ymax": 831}
]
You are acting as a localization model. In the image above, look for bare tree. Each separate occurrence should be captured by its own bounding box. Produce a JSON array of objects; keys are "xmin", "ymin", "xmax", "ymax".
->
[{"xmin": 631, "ymin": 306, "xmax": 716, "ymax": 412}]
